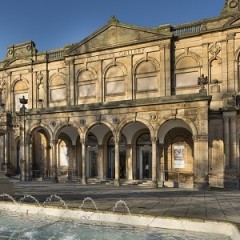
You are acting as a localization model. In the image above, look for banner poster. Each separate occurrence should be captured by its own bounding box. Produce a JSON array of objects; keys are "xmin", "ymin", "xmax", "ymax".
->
[{"xmin": 174, "ymin": 145, "xmax": 185, "ymax": 168}]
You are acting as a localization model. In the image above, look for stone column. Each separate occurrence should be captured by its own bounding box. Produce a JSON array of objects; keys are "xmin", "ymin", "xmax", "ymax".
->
[
  {"xmin": 230, "ymin": 115, "xmax": 237, "ymax": 168},
  {"xmin": 66, "ymin": 59, "xmax": 75, "ymax": 105},
  {"xmin": 3, "ymin": 134, "xmax": 7, "ymax": 167},
  {"xmin": 151, "ymin": 138, "xmax": 157, "ymax": 187},
  {"xmin": 81, "ymin": 139, "xmax": 87, "ymax": 184},
  {"xmin": 19, "ymin": 137, "xmax": 25, "ymax": 181},
  {"xmin": 223, "ymin": 116, "xmax": 230, "ymax": 167},
  {"xmin": 221, "ymin": 40, "xmax": 228, "ymax": 93},
  {"xmin": 127, "ymin": 144, "xmax": 133, "ymax": 180},
  {"xmin": 98, "ymin": 145, "xmax": 104, "ymax": 179},
  {"xmin": 114, "ymin": 136, "xmax": 120, "ymax": 186},
  {"xmin": 158, "ymin": 143, "xmax": 165, "ymax": 183},
  {"xmin": 193, "ymin": 136, "xmax": 209, "ymax": 189},
  {"xmin": 226, "ymin": 33, "xmax": 236, "ymax": 92},
  {"xmin": 25, "ymin": 139, "xmax": 30, "ymax": 181},
  {"xmin": 51, "ymin": 140, "xmax": 58, "ymax": 182}
]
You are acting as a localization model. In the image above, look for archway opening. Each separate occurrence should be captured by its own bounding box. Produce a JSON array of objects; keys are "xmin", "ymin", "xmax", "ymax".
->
[
  {"xmin": 31, "ymin": 129, "xmax": 50, "ymax": 179},
  {"xmin": 136, "ymin": 133, "xmax": 152, "ymax": 180},
  {"xmin": 163, "ymin": 127, "xmax": 193, "ymax": 187}
]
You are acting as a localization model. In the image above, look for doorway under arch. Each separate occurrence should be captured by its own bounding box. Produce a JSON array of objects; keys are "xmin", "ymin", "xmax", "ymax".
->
[
  {"xmin": 163, "ymin": 127, "xmax": 194, "ymax": 187},
  {"xmin": 136, "ymin": 133, "xmax": 152, "ymax": 180},
  {"xmin": 31, "ymin": 129, "xmax": 50, "ymax": 179}
]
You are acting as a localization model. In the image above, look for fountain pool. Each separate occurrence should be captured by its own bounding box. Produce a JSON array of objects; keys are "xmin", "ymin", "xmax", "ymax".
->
[
  {"xmin": 0, "ymin": 212, "xmax": 231, "ymax": 240},
  {"xmin": 0, "ymin": 194, "xmax": 239, "ymax": 240}
]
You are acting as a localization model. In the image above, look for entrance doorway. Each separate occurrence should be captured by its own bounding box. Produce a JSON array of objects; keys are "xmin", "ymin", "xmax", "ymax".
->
[
  {"xmin": 86, "ymin": 134, "xmax": 98, "ymax": 178},
  {"xmin": 136, "ymin": 133, "xmax": 152, "ymax": 180}
]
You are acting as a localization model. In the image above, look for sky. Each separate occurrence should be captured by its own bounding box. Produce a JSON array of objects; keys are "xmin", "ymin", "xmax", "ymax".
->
[{"xmin": 0, "ymin": 0, "xmax": 225, "ymax": 60}]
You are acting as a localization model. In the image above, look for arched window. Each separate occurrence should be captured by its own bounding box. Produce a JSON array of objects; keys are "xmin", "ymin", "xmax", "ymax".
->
[
  {"xmin": 14, "ymin": 80, "xmax": 28, "ymax": 111},
  {"xmin": 77, "ymin": 70, "xmax": 96, "ymax": 103},
  {"xmin": 210, "ymin": 59, "xmax": 222, "ymax": 93},
  {"xmin": 49, "ymin": 74, "xmax": 66, "ymax": 106},
  {"xmin": 175, "ymin": 56, "xmax": 200, "ymax": 94},
  {"xmin": 104, "ymin": 65, "xmax": 126, "ymax": 101},
  {"xmin": 135, "ymin": 60, "xmax": 158, "ymax": 99}
]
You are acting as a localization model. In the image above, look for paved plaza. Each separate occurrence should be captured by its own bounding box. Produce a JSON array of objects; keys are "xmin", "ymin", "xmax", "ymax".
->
[{"xmin": 8, "ymin": 181, "xmax": 240, "ymax": 231}]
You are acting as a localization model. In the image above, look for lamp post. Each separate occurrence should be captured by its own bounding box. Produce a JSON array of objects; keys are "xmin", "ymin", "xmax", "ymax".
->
[{"xmin": 19, "ymin": 95, "xmax": 28, "ymax": 181}]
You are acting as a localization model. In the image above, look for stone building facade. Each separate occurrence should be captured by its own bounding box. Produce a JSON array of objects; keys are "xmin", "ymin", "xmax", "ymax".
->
[{"xmin": 0, "ymin": 0, "xmax": 239, "ymax": 189}]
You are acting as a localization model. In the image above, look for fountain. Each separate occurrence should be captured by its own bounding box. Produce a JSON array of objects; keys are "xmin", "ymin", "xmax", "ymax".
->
[{"xmin": 0, "ymin": 193, "xmax": 239, "ymax": 240}]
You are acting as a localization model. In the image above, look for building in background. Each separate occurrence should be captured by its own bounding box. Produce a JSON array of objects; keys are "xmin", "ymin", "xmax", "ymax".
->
[{"xmin": 0, "ymin": 0, "xmax": 239, "ymax": 189}]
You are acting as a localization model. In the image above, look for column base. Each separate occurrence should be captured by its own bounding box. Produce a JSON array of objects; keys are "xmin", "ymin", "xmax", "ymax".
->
[
  {"xmin": 114, "ymin": 179, "xmax": 120, "ymax": 186},
  {"xmin": 81, "ymin": 178, "xmax": 87, "ymax": 185},
  {"xmin": 151, "ymin": 180, "xmax": 158, "ymax": 188}
]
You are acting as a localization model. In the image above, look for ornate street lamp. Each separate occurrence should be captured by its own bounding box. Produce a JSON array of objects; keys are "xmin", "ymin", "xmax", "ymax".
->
[{"xmin": 19, "ymin": 95, "xmax": 28, "ymax": 181}]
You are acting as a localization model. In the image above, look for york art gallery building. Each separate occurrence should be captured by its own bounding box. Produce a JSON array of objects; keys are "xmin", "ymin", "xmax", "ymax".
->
[{"xmin": 0, "ymin": 1, "xmax": 240, "ymax": 189}]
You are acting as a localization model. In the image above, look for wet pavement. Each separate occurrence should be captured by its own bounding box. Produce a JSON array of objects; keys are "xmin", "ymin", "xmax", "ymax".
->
[{"xmin": 7, "ymin": 181, "xmax": 240, "ymax": 231}]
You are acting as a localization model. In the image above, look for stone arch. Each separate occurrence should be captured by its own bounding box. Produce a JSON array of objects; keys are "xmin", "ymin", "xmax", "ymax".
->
[
  {"xmin": 175, "ymin": 52, "xmax": 202, "ymax": 92},
  {"xmin": 118, "ymin": 116, "xmax": 155, "ymax": 143},
  {"xmin": 76, "ymin": 68, "xmax": 97, "ymax": 101},
  {"xmin": 84, "ymin": 120, "xmax": 115, "ymax": 142},
  {"xmin": 49, "ymin": 72, "xmax": 66, "ymax": 85},
  {"xmin": 209, "ymin": 58, "xmax": 222, "ymax": 93},
  {"xmin": 53, "ymin": 122, "xmax": 82, "ymax": 142},
  {"xmin": 86, "ymin": 123, "xmax": 114, "ymax": 179},
  {"xmin": 76, "ymin": 67, "xmax": 97, "ymax": 81},
  {"xmin": 29, "ymin": 126, "xmax": 52, "ymax": 179},
  {"xmin": 103, "ymin": 61, "xmax": 127, "ymax": 77},
  {"xmin": 49, "ymin": 73, "xmax": 67, "ymax": 105},
  {"xmin": 235, "ymin": 48, "xmax": 240, "ymax": 90},
  {"xmin": 160, "ymin": 121, "xmax": 195, "ymax": 188},
  {"xmin": 133, "ymin": 57, "xmax": 160, "ymax": 99},
  {"xmin": 133, "ymin": 57, "xmax": 160, "ymax": 74},
  {"xmin": 12, "ymin": 78, "xmax": 29, "ymax": 111},
  {"xmin": 27, "ymin": 123, "xmax": 53, "ymax": 144},
  {"xmin": 158, "ymin": 118, "xmax": 197, "ymax": 144},
  {"xmin": 175, "ymin": 51, "xmax": 203, "ymax": 68},
  {"xmin": 4, "ymin": 57, "xmax": 33, "ymax": 68}
]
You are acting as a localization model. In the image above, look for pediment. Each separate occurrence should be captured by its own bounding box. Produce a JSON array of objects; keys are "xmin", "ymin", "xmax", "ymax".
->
[
  {"xmin": 6, "ymin": 58, "xmax": 32, "ymax": 67},
  {"xmin": 68, "ymin": 19, "xmax": 171, "ymax": 55},
  {"xmin": 224, "ymin": 15, "xmax": 240, "ymax": 27}
]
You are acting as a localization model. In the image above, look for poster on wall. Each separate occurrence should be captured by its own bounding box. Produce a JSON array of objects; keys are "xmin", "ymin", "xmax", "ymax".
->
[{"xmin": 174, "ymin": 145, "xmax": 185, "ymax": 168}]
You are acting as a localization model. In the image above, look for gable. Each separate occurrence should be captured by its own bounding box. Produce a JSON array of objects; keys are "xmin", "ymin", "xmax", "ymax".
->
[
  {"xmin": 5, "ymin": 58, "xmax": 33, "ymax": 67},
  {"xmin": 68, "ymin": 21, "xmax": 171, "ymax": 55},
  {"xmin": 224, "ymin": 16, "xmax": 240, "ymax": 27}
]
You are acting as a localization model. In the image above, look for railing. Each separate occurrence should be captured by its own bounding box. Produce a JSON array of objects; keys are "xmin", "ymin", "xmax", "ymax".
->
[
  {"xmin": 47, "ymin": 50, "xmax": 64, "ymax": 59},
  {"xmin": 173, "ymin": 25, "xmax": 202, "ymax": 36}
]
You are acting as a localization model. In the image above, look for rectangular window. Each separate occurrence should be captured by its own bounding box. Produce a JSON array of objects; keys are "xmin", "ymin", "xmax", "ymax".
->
[
  {"xmin": 50, "ymin": 88, "xmax": 66, "ymax": 101},
  {"xmin": 175, "ymin": 71, "xmax": 199, "ymax": 87},
  {"xmin": 136, "ymin": 76, "xmax": 157, "ymax": 92},
  {"xmin": 79, "ymin": 84, "xmax": 95, "ymax": 97},
  {"xmin": 106, "ymin": 80, "xmax": 124, "ymax": 95}
]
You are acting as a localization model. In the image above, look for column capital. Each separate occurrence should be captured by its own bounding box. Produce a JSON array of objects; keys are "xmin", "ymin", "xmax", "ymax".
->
[
  {"xmin": 80, "ymin": 138, "xmax": 86, "ymax": 144},
  {"xmin": 151, "ymin": 137, "xmax": 157, "ymax": 143},
  {"xmin": 51, "ymin": 140, "xmax": 58, "ymax": 145}
]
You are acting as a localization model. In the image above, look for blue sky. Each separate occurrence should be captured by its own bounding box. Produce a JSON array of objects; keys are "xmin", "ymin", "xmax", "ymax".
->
[{"xmin": 0, "ymin": 0, "xmax": 224, "ymax": 60}]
